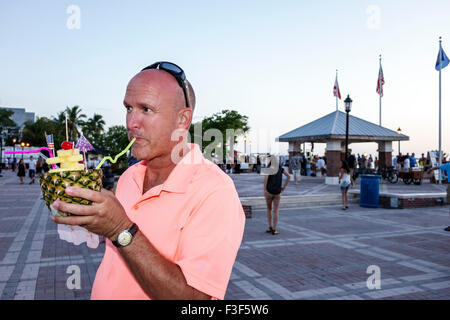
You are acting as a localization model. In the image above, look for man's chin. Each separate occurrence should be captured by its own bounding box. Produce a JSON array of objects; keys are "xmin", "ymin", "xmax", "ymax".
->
[{"xmin": 131, "ymin": 147, "xmax": 150, "ymax": 161}]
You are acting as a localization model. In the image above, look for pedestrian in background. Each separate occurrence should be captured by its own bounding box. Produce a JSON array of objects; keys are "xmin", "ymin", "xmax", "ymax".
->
[
  {"xmin": 419, "ymin": 153, "xmax": 426, "ymax": 167},
  {"xmin": 403, "ymin": 155, "xmax": 410, "ymax": 172},
  {"xmin": 36, "ymin": 156, "xmax": 44, "ymax": 178},
  {"xmin": 428, "ymin": 163, "xmax": 450, "ymax": 232},
  {"xmin": 305, "ymin": 153, "xmax": 311, "ymax": 176},
  {"xmin": 301, "ymin": 153, "xmax": 307, "ymax": 176},
  {"xmin": 264, "ymin": 159, "xmax": 291, "ymax": 235},
  {"xmin": 291, "ymin": 152, "xmax": 301, "ymax": 185},
  {"xmin": 396, "ymin": 153, "xmax": 403, "ymax": 171},
  {"xmin": 410, "ymin": 153, "xmax": 417, "ymax": 167},
  {"xmin": 316, "ymin": 157, "xmax": 326, "ymax": 176},
  {"xmin": 347, "ymin": 149, "xmax": 356, "ymax": 184},
  {"xmin": 28, "ymin": 156, "xmax": 36, "ymax": 184},
  {"xmin": 368, "ymin": 155, "xmax": 373, "ymax": 169},
  {"xmin": 42, "ymin": 159, "xmax": 49, "ymax": 174},
  {"xmin": 17, "ymin": 159, "xmax": 26, "ymax": 184},
  {"xmin": 309, "ymin": 156, "xmax": 316, "ymax": 176},
  {"xmin": 339, "ymin": 160, "xmax": 352, "ymax": 210}
]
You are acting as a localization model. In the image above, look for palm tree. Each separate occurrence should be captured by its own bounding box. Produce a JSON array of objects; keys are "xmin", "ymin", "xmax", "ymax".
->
[
  {"xmin": 22, "ymin": 117, "xmax": 58, "ymax": 147},
  {"xmin": 0, "ymin": 109, "xmax": 17, "ymax": 127},
  {"xmin": 81, "ymin": 113, "xmax": 106, "ymax": 147},
  {"xmin": 54, "ymin": 106, "xmax": 86, "ymax": 142},
  {"xmin": 82, "ymin": 114, "xmax": 105, "ymax": 136}
]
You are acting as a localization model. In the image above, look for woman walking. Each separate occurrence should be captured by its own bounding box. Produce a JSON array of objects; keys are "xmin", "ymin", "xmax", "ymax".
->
[
  {"xmin": 17, "ymin": 159, "xmax": 26, "ymax": 184},
  {"xmin": 339, "ymin": 160, "xmax": 353, "ymax": 210},
  {"xmin": 36, "ymin": 156, "xmax": 44, "ymax": 179},
  {"xmin": 264, "ymin": 160, "xmax": 290, "ymax": 235}
]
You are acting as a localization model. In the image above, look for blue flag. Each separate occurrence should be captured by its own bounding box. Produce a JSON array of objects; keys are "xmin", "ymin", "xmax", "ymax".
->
[{"xmin": 435, "ymin": 45, "xmax": 450, "ymax": 71}]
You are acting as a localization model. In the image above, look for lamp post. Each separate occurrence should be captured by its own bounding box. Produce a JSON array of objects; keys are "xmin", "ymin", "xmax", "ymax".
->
[
  {"xmin": 12, "ymin": 138, "xmax": 17, "ymax": 160},
  {"xmin": 344, "ymin": 95, "xmax": 353, "ymax": 160},
  {"xmin": 396, "ymin": 127, "xmax": 402, "ymax": 154},
  {"xmin": 20, "ymin": 142, "xmax": 25, "ymax": 159},
  {"xmin": 244, "ymin": 136, "xmax": 247, "ymax": 156}
]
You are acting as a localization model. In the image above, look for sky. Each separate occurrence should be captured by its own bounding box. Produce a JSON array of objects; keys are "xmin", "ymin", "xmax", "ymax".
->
[{"xmin": 1, "ymin": 0, "xmax": 449, "ymax": 157}]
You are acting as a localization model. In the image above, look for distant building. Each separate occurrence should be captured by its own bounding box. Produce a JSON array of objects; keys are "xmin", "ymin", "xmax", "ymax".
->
[{"xmin": 0, "ymin": 107, "xmax": 35, "ymax": 128}]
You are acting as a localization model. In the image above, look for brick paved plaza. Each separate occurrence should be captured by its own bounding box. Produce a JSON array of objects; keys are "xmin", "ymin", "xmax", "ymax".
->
[{"xmin": 0, "ymin": 170, "xmax": 449, "ymax": 300}]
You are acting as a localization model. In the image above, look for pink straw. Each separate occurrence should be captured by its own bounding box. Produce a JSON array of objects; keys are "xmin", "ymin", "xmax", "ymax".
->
[{"xmin": 6, "ymin": 147, "xmax": 56, "ymax": 169}]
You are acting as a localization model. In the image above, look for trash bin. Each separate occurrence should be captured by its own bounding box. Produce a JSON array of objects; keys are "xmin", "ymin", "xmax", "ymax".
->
[{"xmin": 360, "ymin": 174, "xmax": 381, "ymax": 208}]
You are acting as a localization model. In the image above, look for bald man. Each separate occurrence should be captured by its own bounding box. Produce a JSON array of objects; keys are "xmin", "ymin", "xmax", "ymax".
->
[{"xmin": 51, "ymin": 62, "xmax": 246, "ymax": 299}]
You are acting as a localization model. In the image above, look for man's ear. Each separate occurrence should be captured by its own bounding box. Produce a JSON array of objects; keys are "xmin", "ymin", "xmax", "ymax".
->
[{"xmin": 177, "ymin": 107, "xmax": 193, "ymax": 130}]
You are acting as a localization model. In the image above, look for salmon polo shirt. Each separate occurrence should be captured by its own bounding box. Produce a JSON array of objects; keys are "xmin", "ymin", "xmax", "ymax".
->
[{"xmin": 90, "ymin": 143, "xmax": 245, "ymax": 300}]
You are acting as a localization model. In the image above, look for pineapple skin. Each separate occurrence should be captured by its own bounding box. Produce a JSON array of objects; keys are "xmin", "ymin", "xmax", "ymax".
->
[{"xmin": 40, "ymin": 169, "xmax": 103, "ymax": 217}]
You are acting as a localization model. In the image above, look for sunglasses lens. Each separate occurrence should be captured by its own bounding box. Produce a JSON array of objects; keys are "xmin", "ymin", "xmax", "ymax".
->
[
  {"xmin": 160, "ymin": 62, "xmax": 185, "ymax": 79},
  {"xmin": 141, "ymin": 62, "xmax": 159, "ymax": 71}
]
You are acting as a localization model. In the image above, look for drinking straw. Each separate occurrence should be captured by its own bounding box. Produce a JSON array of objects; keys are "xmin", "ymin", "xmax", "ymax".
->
[
  {"xmin": 6, "ymin": 147, "xmax": 54, "ymax": 158},
  {"xmin": 95, "ymin": 138, "xmax": 136, "ymax": 169}
]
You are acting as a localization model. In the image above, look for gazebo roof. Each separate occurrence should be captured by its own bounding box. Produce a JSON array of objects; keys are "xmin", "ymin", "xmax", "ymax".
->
[{"xmin": 278, "ymin": 110, "xmax": 409, "ymax": 143}]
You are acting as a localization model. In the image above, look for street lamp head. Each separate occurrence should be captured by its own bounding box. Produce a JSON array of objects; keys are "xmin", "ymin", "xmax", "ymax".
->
[
  {"xmin": 344, "ymin": 95, "xmax": 352, "ymax": 113},
  {"xmin": 12, "ymin": 138, "xmax": 17, "ymax": 143},
  {"xmin": 397, "ymin": 127, "xmax": 402, "ymax": 135},
  {"xmin": 26, "ymin": 143, "xmax": 30, "ymax": 147},
  {"xmin": 20, "ymin": 142, "xmax": 25, "ymax": 147}
]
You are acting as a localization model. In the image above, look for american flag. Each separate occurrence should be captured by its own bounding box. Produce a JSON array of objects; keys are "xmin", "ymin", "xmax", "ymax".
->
[
  {"xmin": 45, "ymin": 134, "xmax": 54, "ymax": 149},
  {"xmin": 376, "ymin": 64, "xmax": 385, "ymax": 97},
  {"xmin": 333, "ymin": 75, "xmax": 341, "ymax": 99}
]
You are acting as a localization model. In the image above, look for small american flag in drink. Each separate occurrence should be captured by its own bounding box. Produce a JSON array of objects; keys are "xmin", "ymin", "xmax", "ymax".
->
[{"xmin": 45, "ymin": 133, "xmax": 54, "ymax": 149}]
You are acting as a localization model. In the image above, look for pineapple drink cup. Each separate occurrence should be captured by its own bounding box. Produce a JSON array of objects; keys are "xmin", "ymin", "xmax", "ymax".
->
[{"xmin": 40, "ymin": 144, "xmax": 103, "ymax": 217}]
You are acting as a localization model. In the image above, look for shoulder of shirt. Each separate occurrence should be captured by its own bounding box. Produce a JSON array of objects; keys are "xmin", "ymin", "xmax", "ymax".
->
[{"xmin": 191, "ymin": 159, "xmax": 236, "ymax": 191}]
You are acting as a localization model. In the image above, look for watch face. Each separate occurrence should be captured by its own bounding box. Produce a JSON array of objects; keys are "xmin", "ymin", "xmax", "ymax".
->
[{"xmin": 118, "ymin": 231, "xmax": 132, "ymax": 246}]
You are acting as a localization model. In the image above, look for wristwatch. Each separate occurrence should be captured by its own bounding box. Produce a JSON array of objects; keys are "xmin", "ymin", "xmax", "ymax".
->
[{"xmin": 112, "ymin": 223, "xmax": 139, "ymax": 248}]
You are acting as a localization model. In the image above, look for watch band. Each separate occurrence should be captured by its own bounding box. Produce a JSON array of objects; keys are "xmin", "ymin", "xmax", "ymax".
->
[{"xmin": 112, "ymin": 223, "xmax": 139, "ymax": 248}]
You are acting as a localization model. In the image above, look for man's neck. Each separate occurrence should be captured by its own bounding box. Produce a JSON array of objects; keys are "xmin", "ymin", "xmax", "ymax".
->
[
  {"xmin": 142, "ymin": 143, "xmax": 190, "ymax": 194},
  {"xmin": 142, "ymin": 157, "xmax": 176, "ymax": 194}
]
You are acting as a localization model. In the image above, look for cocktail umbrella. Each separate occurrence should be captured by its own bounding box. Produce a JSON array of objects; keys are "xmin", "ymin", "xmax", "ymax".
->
[{"xmin": 75, "ymin": 135, "xmax": 94, "ymax": 171}]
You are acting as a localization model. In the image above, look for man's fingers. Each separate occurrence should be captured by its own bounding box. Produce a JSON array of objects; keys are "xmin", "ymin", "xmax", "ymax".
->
[
  {"xmin": 51, "ymin": 214, "xmax": 93, "ymax": 226},
  {"xmin": 52, "ymin": 200, "xmax": 96, "ymax": 216},
  {"xmin": 65, "ymin": 186, "xmax": 104, "ymax": 203},
  {"xmin": 100, "ymin": 188, "xmax": 115, "ymax": 196}
]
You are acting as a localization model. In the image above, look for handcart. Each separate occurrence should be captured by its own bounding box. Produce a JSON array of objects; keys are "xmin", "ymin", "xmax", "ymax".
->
[{"xmin": 398, "ymin": 167, "xmax": 423, "ymax": 185}]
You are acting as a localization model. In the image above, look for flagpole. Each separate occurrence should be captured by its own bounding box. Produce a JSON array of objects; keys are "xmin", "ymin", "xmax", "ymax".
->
[
  {"xmin": 379, "ymin": 55, "xmax": 382, "ymax": 126},
  {"xmin": 438, "ymin": 37, "xmax": 442, "ymax": 184},
  {"xmin": 336, "ymin": 69, "xmax": 338, "ymax": 111}
]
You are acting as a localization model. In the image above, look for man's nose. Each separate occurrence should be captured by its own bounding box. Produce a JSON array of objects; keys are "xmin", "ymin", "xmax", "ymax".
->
[{"xmin": 126, "ymin": 109, "xmax": 141, "ymax": 130}]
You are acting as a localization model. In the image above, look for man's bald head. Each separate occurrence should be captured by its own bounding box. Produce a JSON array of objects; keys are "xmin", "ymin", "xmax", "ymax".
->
[{"xmin": 128, "ymin": 69, "xmax": 195, "ymax": 112}]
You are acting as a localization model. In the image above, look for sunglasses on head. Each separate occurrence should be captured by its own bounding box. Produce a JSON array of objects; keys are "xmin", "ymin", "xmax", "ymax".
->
[{"xmin": 141, "ymin": 61, "xmax": 191, "ymax": 109}]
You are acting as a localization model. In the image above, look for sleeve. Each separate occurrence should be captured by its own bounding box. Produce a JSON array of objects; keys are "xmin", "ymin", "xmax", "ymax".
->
[
  {"xmin": 174, "ymin": 185, "xmax": 246, "ymax": 300},
  {"xmin": 440, "ymin": 163, "xmax": 450, "ymax": 175}
]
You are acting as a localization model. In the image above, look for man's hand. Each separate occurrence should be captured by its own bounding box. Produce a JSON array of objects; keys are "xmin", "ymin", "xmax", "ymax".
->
[{"xmin": 50, "ymin": 186, "xmax": 132, "ymax": 241}]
